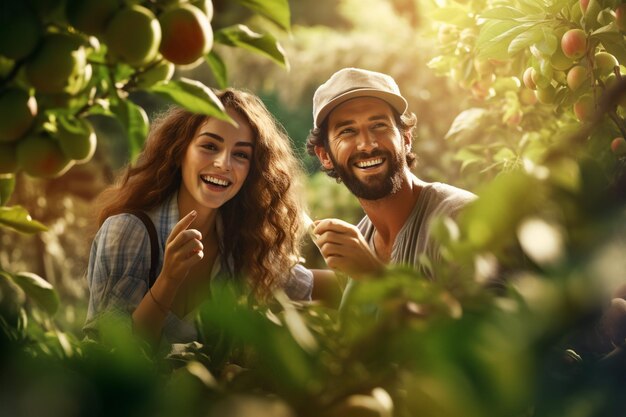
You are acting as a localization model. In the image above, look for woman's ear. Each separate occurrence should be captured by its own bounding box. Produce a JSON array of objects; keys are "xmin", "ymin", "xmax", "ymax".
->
[{"xmin": 314, "ymin": 146, "xmax": 334, "ymax": 170}]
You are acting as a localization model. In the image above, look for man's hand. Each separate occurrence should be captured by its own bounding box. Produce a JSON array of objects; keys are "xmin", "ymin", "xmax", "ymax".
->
[{"xmin": 313, "ymin": 218, "xmax": 384, "ymax": 279}]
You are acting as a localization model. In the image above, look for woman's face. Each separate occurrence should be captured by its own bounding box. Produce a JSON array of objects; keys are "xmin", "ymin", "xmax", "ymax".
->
[{"xmin": 179, "ymin": 107, "xmax": 255, "ymax": 213}]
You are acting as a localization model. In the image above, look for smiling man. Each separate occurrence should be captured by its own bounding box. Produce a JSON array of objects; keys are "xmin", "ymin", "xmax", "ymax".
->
[{"xmin": 306, "ymin": 67, "xmax": 476, "ymax": 299}]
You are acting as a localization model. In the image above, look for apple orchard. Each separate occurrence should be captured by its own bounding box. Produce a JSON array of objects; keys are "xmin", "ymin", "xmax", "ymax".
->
[
  {"xmin": 0, "ymin": 0, "xmax": 221, "ymax": 180},
  {"xmin": 1, "ymin": 0, "xmax": 625, "ymax": 196},
  {"xmin": 1, "ymin": 1, "xmax": 626, "ymax": 417}
]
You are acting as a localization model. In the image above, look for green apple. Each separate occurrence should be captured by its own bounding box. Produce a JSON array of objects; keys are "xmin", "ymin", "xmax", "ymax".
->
[
  {"xmin": 66, "ymin": 0, "xmax": 122, "ymax": 36},
  {"xmin": 535, "ymin": 85, "xmax": 556, "ymax": 104},
  {"xmin": 0, "ymin": 3, "xmax": 42, "ymax": 60},
  {"xmin": 25, "ymin": 33, "xmax": 88, "ymax": 94},
  {"xmin": 566, "ymin": 65, "xmax": 590, "ymax": 90},
  {"xmin": 16, "ymin": 134, "xmax": 74, "ymax": 178},
  {"xmin": 56, "ymin": 116, "xmax": 97, "ymax": 163},
  {"xmin": 595, "ymin": 52, "xmax": 618, "ymax": 77},
  {"xmin": 136, "ymin": 59, "xmax": 175, "ymax": 88},
  {"xmin": 105, "ymin": 5, "xmax": 162, "ymax": 67},
  {"xmin": 0, "ymin": 143, "xmax": 18, "ymax": 174},
  {"xmin": 0, "ymin": 87, "xmax": 38, "ymax": 143}
]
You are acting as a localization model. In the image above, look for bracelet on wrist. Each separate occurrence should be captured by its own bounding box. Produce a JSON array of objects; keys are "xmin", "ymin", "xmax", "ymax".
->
[{"xmin": 148, "ymin": 287, "xmax": 169, "ymax": 315}]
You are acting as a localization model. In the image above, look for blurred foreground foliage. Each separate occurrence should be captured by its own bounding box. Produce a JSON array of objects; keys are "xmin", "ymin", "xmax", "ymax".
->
[
  {"xmin": 2, "ymin": 116, "xmax": 626, "ymax": 416},
  {"xmin": 2, "ymin": 212, "xmax": 625, "ymax": 417}
]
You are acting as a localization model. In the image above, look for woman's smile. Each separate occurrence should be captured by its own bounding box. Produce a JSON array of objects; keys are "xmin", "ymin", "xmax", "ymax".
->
[{"xmin": 200, "ymin": 174, "xmax": 231, "ymax": 188}]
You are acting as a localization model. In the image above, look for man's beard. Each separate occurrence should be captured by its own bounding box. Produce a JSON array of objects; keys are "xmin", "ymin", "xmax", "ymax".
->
[{"xmin": 329, "ymin": 148, "xmax": 406, "ymax": 200}]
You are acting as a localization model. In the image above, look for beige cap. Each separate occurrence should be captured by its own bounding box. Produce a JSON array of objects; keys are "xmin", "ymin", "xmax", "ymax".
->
[{"xmin": 312, "ymin": 67, "xmax": 408, "ymax": 128}]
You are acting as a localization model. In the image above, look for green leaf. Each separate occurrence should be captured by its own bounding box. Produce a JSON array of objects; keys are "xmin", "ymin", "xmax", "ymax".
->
[
  {"xmin": 477, "ymin": 21, "xmax": 532, "ymax": 59},
  {"xmin": 479, "ymin": 7, "xmax": 525, "ymax": 20},
  {"xmin": 445, "ymin": 108, "xmax": 489, "ymax": 142},
  {"xmin": 471, "ymin": 46, "xmax": 499, "ymax": 64},
  {"xmin": 149, "ymin": 78, "xmax": 233, "ymax": 123},
  {"xmin": 0, "ymin": 269, "xmax": 26, "ymax": 302},
  {"xmin": 0, "ymin": 55, "xmax": 13, "ymax": 78},
  {"xmin": 493, "ymin": 147, "xmax": 517, "ymax": 162},
  {"xmin": 477, "ymin": 20, "xmax": 518, "ymax": 45},
  {"xmin": 459, "ymin": 172, "xmax": 545, "ymax": 251},
  {"xmin": 548, "ymin": 156, "xmax": 581, "ymax": 192},
  {"xmin": 235, "ymin": 0, "xmax": 291, "ymax": 31},
  {"xmin": 205, "ymin": 51, "xmax": 228, "ymax": 89},
  {"xmin": 491, "ymin": 23, "xmax": 535, "ymax": 45},
  {"xmin": 592, "ymin": 26, "xmax": 626, "ymax": 63},
  {"xmin": 583, "ymin": 0, "xmax": 603, "ymax": 30},
  {"xmin": 12, "ymin": 271, "xmax": 59, "ymax": 315},
  {"xmin": 111, "ymin": 99, "xmax": 149, "ymax": 164},
  {"xmin": 454, "ymin": 148, "xmax": 484, "ymax": 171},
  {"xmin": 535, "ymin": 27, "xmax": 558, "ymax": 55},
  {"xmin": 0, "ymin": 175, "xmax": 15, "ymax": 206},
  {"xmin": 427, "ymin": 56, "xmax": 447, "ymax": 72},
  {"xmin": 597, "ymin": 10, "xmax": 615, "ymax": 26},
  {"xmin": 428, "ymin": 6, "xmax": 474, "ymax": 25},
  {"xmin": 0, "ymin": 206, "xmax": 47, "ymax": 234},
  {"xmin": 57, "ymin": 114, "xmax": 89, "ymax": 137},
  {"xmin": 198, "ymin": 284, "xmax": 314, "ymax": 392},
  {"xmin": 214, "ymin": 24, "xmax": 289, "ymax": 69},
  {"xmin": 590, "ymin": 21, "xmax": 620, "ymax": 35},
  {"xmin": 85, "ymin": 101, "xmax": 113, "ymax": 117},
  {"xmin": 41, "ymin": 329, "xmax": 75, "ymax": 358},
  {"xmin": 508, "ymin": 27, "xmax": 544, "ymax": 55},
  {"xmin": 517, "ymin": 0, "xmax": 545, "ymax": 14},
  {"xmin": 275, "ymin": 291, "xmax": 318, "ymax": 353}
]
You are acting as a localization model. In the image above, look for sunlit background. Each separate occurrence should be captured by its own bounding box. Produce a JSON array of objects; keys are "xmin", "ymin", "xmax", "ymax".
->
[{"xmin": 1, "ymin": 0, "xmax": 478, "ymax": 334}]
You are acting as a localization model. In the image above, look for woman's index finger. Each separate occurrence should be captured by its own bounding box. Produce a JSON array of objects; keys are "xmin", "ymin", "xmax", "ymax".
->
[{"xmin": 167, "ymin": 210, "xmax": 197, "ymax": 242}]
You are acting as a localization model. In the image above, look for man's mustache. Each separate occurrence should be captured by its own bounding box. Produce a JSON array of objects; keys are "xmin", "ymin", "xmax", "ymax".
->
[{"xmin": 348, "ymin": 150, "xmax": 388, "ymax": 165}]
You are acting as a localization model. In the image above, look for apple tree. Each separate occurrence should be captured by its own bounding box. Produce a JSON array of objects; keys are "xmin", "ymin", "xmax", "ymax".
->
[
  {"xmin": 423, "ymin": 0, "xmax": 626, "ymax": 295},
  {"xmin": 427, "ymin": 0, "xmax": 626, "ymax": 186},
  {"xmin": 420, "ymin": 0, "xmax": 626, "ymax": 379},
  {"xmin": 0, "ymin": 0, "xmax": 290, "ymax": 339}
]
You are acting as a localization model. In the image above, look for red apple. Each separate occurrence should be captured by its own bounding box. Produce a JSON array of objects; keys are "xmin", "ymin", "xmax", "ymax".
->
[
  {"xmin": 561, "ymin": 29, "xmax": 587, "ymax": 60},
  {"xmin": 573, "ymin": 95, "xmax": 595, "ymax": 121},
  {"xmin": 610, "ymin": 137, "xmax": 626, "ymax": 156},
  {"xmin": 567, "ymin": 65, "xmax": 590, "ymax": 90},
  {"xmin": 523, "ymin": 67, "xmax": 537, "ymax": 90}
]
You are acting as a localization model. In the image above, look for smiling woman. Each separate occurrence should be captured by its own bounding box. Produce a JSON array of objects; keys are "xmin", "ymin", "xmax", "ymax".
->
[
  {"xmin": 84, "ymin": 88, "xmax": 313, "ymax": 344},
  {"xmin": 179, "ymin": 106, "xmax": 254, "ymax": 214}
]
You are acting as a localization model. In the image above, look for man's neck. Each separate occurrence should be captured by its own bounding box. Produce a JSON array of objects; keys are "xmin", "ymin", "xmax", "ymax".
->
[{"xmin": 358, "ymin": 171, "xmax": 424, "ymax": 245}]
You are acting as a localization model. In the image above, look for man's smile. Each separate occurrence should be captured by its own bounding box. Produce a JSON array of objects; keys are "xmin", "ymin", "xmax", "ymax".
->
[{"xmin": 354, "ymin": 157, "xmax": 385, "ymax": 169}]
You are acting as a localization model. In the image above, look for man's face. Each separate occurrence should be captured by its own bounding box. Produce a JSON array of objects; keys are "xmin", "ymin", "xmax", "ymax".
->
[{"xmin": 321, "ymin": 97, "xmax": 409, "ymax": 200}]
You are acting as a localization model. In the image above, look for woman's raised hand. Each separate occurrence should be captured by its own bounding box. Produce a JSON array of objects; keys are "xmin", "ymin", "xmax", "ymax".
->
[{"xmin": 161, "ymin": 210, "xmax": 204, "ymax": 284}]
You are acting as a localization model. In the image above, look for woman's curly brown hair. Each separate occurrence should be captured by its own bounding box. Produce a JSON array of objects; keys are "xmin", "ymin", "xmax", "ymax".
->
[{"xmin": 98, "ymin": 88, "xmax": 305, "ymax": 300}]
